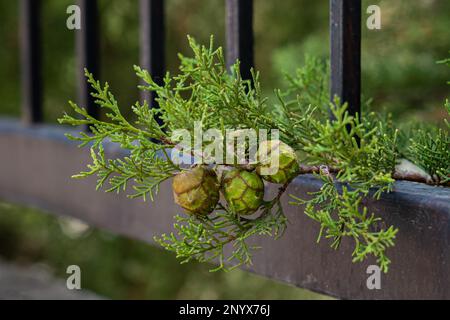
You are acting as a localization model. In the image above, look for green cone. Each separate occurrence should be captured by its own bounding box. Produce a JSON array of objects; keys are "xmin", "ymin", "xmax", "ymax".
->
[
  {"xmin": 256, "ymin": 140, "xmax": 299, "ymax": 184},
  {"xmin": 222, "ymin": 169, "xmax": 264, "ymax": 215},
  {"xmin": 172, "ymin": 166, "xmax": 219, "ymax": 215}
]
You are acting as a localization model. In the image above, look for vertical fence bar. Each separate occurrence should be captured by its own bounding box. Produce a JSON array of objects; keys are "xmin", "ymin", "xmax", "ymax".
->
[
  {"xmin": 20, "ymin": 0, "xmax": 43, "ymax": 124},
  {"xmin": 139, "ymin": 0, "xmax": 165, "ymax": 123},
  {"xmin": 330, "ymin": 0, "xmax": 361, "ymax": 117},
  {"xmin": 77, "ymin": 0, "xmax": 100, "ymax": 123},
  {"xmin": 226, "ymin": 0, "xmax": 254, "ymax": 80}
]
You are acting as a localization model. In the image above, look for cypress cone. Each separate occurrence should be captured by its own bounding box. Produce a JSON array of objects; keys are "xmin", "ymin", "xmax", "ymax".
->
[
  {"xmin": 256, "ymin": 140, "xmax": 299, "ymax": 184},
  {"xmin": 222, "ymin": 168, "xmax": 264, "ymax": 215},
  {"xmin": 172, "ymin": 166, "xmax": 219, "ymax": 215}
]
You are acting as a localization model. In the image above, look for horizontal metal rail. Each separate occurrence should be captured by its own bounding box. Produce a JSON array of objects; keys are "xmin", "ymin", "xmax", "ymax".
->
[{"xmin": 1, "ymin": 119, "xmax": 449, "ymax": 299}]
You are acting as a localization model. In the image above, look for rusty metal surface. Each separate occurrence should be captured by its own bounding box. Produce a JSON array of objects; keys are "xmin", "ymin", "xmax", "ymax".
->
[{"xmin": 0, "ymin": 120, "xmax": 449, "ymax": 299}]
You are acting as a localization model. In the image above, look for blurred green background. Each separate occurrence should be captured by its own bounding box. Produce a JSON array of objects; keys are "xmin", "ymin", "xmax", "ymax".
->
[
  {"xmin": 0, "ymin": 0, "xmax": 448, "ymax": 299},
  {"xmin": 0, "ymin": 202, "xmax": 332, "ymax": 299},
  {"xmin": 1, "ymin": 0, "xmax": 449, "ymax": 121}
]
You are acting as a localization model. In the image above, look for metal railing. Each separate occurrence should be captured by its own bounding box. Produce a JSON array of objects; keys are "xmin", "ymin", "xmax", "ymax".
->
[
  {"xmin": 20, "ymin": 0, "xmax": 361, "ymax": 124},
  {"xmin": 3, "ymin": 0, "xmax": 450, "ymax": 299}
]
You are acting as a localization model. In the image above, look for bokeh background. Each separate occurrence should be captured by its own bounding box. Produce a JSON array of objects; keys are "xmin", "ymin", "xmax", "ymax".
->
[{"xmin": 0, "ymin": 0, "xmax": 448, "ymax": 299}]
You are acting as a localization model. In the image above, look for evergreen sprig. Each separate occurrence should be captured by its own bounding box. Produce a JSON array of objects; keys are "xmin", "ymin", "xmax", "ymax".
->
[
  {"xmin": 59, "ymin": 37, "xmax": 290, "ymax": 271},
  {"xmin": 405, "ymin": 56, "xmax": 450, "ymax": 184},
  {"xmin": 291, "ymin": 172, "xmax": 397, "ymax": 273},
  {"xmin": 59, "ymin": 70, "xmax": 178, "ymax": 200},
  {"xmin": 285, "ymin": 99, "xmax": 398, "ymax": 272},
  {"xmin": 156, "ymin": 198, "xmax": 287, "ymax": 272},
  {"xmin": 59, "ymin": 36, "xmax": 449, "ymax": 273},
  {"xmin": 134, "ymin": 36, "xmax": 276, "ymax": 136},
  {"xmin": 408, "ymin": 128, "xmax": 449, "ymax": 184}
]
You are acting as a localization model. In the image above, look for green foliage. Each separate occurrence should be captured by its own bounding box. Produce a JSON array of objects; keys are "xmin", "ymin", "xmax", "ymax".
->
[
  {"xmin": 406, "ymin": 58, "xmax": 450, "ymax": 184},
  {"xmin": 59, "ymin": 70, "xmax": 178, "ymax": 201},
  {"xmin": 438, "ymin": 56, "xmax": 450, "ymax": 130},
  {"xmin": 135, "ymin": 36, "xmax": 276, "ymax": 135},
  {"xmin": 291, "ymin": 174, "xmax": 397, "ymax": 273},
  {"xmin": 271, "ymin": 1, "xmax": 450, "ymax": 119},
  {"xmin": 407, "ymin": 128, "xmax": 449, "ymax": 184},
  {"xmin": 281, "ymin": 90, "xmax": 399, "ymax": 272},
  {"xmin": 285, "ymin": 53, "xmax": 449, "ymax": 272},
  {"xmin": 59, "ymin": 37, "xmax": 449, "ymax": 274},
  {"xmin": 156, "ymin": 199, "xmax": 287, "ymax": 272},
  {"xmin": 283, "ymin": 55, "xmax": 330, "ymax": 112},
  {"xmin": 59, "ymin": 37, "xmax": 289, "ymax": 271}
]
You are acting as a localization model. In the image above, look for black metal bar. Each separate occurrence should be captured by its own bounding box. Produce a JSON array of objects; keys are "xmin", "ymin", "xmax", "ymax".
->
[
  {"xmin": 226, "ymin": 0, "xmax": 254, "ymax": 80},
  {"xmin": 20, "ymin": 0, "xmax": 43, "ymax": 124},
  {"xmin": 139, "ymin": 0, "xmax": 165, "ymax": 123},
  {"xmin": 330, "ymin": 0, "xmax": 361, "ymax": 117},
  {"xmin": 76, "ymin": 0, "xmax": 100, "ymax": 123}
]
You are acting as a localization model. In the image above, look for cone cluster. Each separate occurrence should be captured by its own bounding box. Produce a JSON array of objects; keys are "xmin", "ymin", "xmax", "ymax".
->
[{"xmin": 172, "ymin": 140, "xmax": 299, "ymax": 216}]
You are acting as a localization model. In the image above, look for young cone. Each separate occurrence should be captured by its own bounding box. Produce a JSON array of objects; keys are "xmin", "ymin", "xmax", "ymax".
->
[
  {"xmin": 256, "ymin": 140, "xmax": 300, "ymax": 184},
  {"xmin": 172, "ymin": 166, "xmax": 219, "ymax": 215},
  {"xmin": 222, "ymin": 168, "xmax": 264, "ymax": 216}
]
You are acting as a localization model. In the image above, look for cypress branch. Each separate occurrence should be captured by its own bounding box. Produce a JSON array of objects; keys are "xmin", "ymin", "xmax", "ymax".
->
[{"xmin": 59, "ymin": 36, "xmax": 450, "ymax": 273}]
